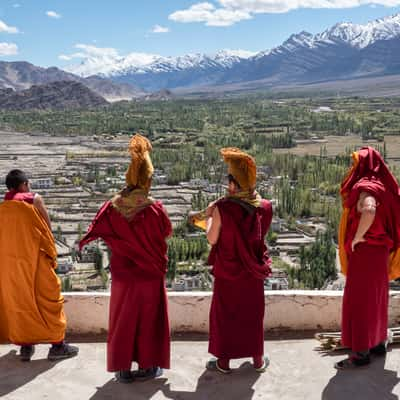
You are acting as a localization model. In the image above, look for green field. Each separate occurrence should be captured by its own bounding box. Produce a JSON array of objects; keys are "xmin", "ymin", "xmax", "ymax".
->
[{"xmin": 2, "ymin": 95, "xmax": 399, "ymax": 289}]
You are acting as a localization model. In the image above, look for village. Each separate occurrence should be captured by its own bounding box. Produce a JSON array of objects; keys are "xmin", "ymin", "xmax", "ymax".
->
[{"xmin": 0, "ymin": 129, "xmax": 330, "ymax": 292}]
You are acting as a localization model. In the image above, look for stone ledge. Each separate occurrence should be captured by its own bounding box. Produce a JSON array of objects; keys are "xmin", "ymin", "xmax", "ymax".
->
[{"xmin": 62, "ymin": 291, "xmax": 400, "ymax": 335}]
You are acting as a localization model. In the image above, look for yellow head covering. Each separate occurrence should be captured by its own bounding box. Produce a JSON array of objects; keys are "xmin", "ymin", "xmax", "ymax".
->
[
  {"xmin": 220, "ymin": 147, "xmax": 257, "ymax": 191},
  {"xmin": 125, "ymin": 134, "xmax": 154, "ymax": 192}
]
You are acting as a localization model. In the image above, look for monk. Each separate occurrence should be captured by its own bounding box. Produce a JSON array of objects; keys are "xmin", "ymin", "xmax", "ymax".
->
[
  {"xmin": 0, "ymin": 169, "xmax": 79, "ymax": 361},
  {"xmin": 205, "ymin": 148, "xmax": 272, "ymax": 373},
  {"xmin": 336, "ymin": 147, "xmax": 400, "ymax": 369},
  {"xmin": 80, "ymin": 134, "xmax": 172, "ymax": 383}
]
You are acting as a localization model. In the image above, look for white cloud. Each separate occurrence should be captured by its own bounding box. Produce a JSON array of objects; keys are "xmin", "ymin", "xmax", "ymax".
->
[
  {"xmin": 74, "ymin": 43, "xmax": 120, "ymax": 58},
  {"xmin": 169, "ymin": 0, "xmax": 400, "ymax": 26},
  {"xmin": 59, "ymin": 54, "xmax": 73, "ymax": 61},
  {"xmin": 220, "ymin": 0, "xmax": 400, "ymax": 12},
  {"xmin": 0, "ymin": 20, "xmax": 19, "ymax": 34},
  {"xmin": 13, "ymin": 3, "xmax": 21, "ymax": 8},
  {"xmin": 151, "ymin": 24, "xmax": 170, "ymax": 33},
  {"xmin": 169, "ymin": 2, "xmax": 251, "ymax": 26},
  {"xmin": 46, "ymin": 11, "xmax": 62, "ymax": 19},
  {"xmin": 0, "ymin": 42, "xmax": 18, "ymax": 56},
  {"xmin": 60, "ymin": 44, "xmax": 161, "ymax": 76}
]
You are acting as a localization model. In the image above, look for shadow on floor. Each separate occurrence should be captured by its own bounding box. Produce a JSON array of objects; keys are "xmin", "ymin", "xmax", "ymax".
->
[
  {"xmin": 321, "ymin": 355, "xmax": 400, "ymax": 400},
  {"xmin": 90, "ymin": 362, "xmax": 261, "ymax": 400},
  {"xmin": 0, "ymin": 349, "xmax": 60, "ymax": 397}
]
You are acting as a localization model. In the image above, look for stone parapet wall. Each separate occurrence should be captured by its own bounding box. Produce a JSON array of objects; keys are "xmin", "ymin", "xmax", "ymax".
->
[{"xmin": 63, "ymin": 291, "xmax": 400, "ymax": 335}]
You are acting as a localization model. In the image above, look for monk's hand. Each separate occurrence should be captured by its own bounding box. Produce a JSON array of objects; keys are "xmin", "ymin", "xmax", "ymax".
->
[{"xmin": 351, "ymin": 236, "xmax": 366, "ymax": 252}]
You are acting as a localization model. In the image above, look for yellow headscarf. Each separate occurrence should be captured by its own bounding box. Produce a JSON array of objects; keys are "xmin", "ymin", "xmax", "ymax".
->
[
  {"xmin": 112, "ymin": 133, "xmax": 155, "ymax": 219},
  {"xmin": 189, "ymin": 147, "xmax": 260, "ymax": 231},
  {"xmin": 125, "ymin": 134, "xmax": 154, "ymax": 192},
  {"xmin": 220, "ymin": 147, "xmax": 257, "ymax": 192}
]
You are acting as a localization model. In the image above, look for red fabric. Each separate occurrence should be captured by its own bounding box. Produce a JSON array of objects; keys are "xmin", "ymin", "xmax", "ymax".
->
[
  {"xmin": 341, "ymin": 243, "xmax": 389, "ymax": 352},
  {"xmin": 80, "ymin": 200, "xmax": 172, "ymax": 371},
  {"xmin": 4, "ymin": 190, "xmax": 35, "ymax": 204},
  {"xmin": 340, "ymin": 147, "xmax": 400, "ymax": 352},
  {"xmin": 341, "ymin": 146, "xmax": 400, "ymax": 201},
  {"xmin": 208, "ymin": 198, "xmax": 272, "ymax": 280},
  {"xmin": 344, "ymin": 178, "xmax": 394, "ymax": 254},
  {"xmin": 341, "ymin": 147, "xmax": 400, "ymax": 253},
  {"xmin": 208, "ymin": 199, "xmax": 272, "ymax": 359}
]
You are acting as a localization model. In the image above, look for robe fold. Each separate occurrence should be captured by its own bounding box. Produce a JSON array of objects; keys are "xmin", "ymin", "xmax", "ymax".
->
[
  {"xmin": 340, "ymin": 147, "xmax": 400, "ymax": 352},
  {"xmin": 0, "ymin": 198, "xmax": 65, "ymax": 345},
  {"xmin": 80, "ymin": 200, "xmax": 172, "ymax": 372},
  {"xmin": 208, "ymin": 198, "xmax": 272, "ymax": 359}
]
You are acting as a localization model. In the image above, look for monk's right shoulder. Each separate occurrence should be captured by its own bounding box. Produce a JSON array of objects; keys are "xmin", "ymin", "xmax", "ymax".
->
[
  {"xmin": 151, "ymin": 201, "xmax": 170, "ymax": 218},
  {"xmin": 215, "ymin": 197, "xmax": 231, "ymax": 210},
  {"xmin": 96, "ymin": 201, "xmax": 113, "ymax": 218},
  {"xmin": 260, "ymin": 199, "xmax": 272, "ymax": 215},
  {"xmin": 261, "ymin": 199, "xmax": 272, "ymax": 210}
]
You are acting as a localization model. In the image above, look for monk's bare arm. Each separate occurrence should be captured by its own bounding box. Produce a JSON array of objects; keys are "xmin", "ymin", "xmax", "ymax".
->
[
  {"xmin": 33, "ymin": 194, "xmax": 52, "ymax": 230},
  {"xmin": 206, "ymin": 206, "xmax": 221, "ymax": 245},
  {"xmin": 352, "ymin": 192, "xmax": 376, "ymax": 251}
]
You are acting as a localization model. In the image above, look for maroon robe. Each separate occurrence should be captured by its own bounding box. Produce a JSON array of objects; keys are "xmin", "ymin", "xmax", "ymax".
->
[
  {"xmin": 80, "ymin": 200, "xmax": 172, "ymax": 372},
  {"xmin": 341, "ymin": 147, "xmax": 400, "ymax": 352},
  {"xmin": 208, "ymin": 198, "xmax": 272, "ymax": 359}
]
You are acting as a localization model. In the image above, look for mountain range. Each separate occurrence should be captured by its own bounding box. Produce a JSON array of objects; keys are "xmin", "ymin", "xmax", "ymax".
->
[
  {"xmin": 1, "ymin": 13, "xmax": 400, "ymax": 106},
  {"xmin": 0, "ymin": 81, "xmax": 108, "ymax": 110},
  {"xmin": 65, "ymin": 13, "xmax": 400, "ymax": 94},
  {"xmin": 0, "ymin": 61, "xmax": 144, "ymax": 102}
]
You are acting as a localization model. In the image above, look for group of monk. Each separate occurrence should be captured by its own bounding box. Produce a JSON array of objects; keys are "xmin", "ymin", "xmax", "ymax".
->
[{"xmin": 1, "ymin": 133, "xmax": 400, "ymax": 383}]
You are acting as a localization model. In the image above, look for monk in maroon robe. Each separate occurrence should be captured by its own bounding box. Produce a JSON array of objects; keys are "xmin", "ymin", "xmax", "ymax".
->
[
  {"xmin": 336, "ymin": 146, "xmax": 400, "ymax": 369},
  {"xmin": 205, "ymin": 148, "xmax": 272, "ymax": 373},
  {"xmin": 80, "ymin": 134, "xmax": 172, "ymax": 383}
]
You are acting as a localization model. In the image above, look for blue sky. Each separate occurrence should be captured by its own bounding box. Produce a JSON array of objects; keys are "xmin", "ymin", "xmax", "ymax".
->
[{"xmin": 1, "ymin": 0, "xmax": 400, "ymax": 68}]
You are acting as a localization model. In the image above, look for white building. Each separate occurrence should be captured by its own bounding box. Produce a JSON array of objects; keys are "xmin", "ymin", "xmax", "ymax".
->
[
  {"xmin": 31, "ymin": 178, "xmax": 53, "ymax": 189},
  {"xmin": 57, "ymin": 257, "xmax": 74, "ymax": 274}
]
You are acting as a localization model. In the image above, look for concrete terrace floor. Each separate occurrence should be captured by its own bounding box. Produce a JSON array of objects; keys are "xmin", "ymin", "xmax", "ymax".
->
[{"xmin": 1, "ymin": 339, "xmax": 400, "ymax": 400}]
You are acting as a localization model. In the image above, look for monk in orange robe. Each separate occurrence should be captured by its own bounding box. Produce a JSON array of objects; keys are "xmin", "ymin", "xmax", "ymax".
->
[
  {"xmin": 0, "ymin": 169, "xmax": 78, "ymax": 361},
  {"xmin": 205, "ymin": 148, "xmax": 272, "ymax": 374},
  {"xmin": 336, "ymin": 147, "xmax": 400, "ymax": 369},
  {"xmin": 80, "ymin": 134, "xmax": 172, "ymax": 383}
]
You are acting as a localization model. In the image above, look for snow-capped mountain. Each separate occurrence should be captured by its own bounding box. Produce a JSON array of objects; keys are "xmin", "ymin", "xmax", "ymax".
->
[
  {"xmin": 67, "ymin": 52, "xmax": 162, "ymax": 77},
  {"xmin": 66, "ymin": 49, "xmax": 256, "ymax": 78},
  {"xmin": 317, "ymin": 13, "xmax": 400, "ymax": 48},
  {"xmin": 232, "ymin": 12, "xmax": 400, "ymax": 87},
  {"xmin": 60, "ymin": 13, "xmax": 400, "ymax": 93}
]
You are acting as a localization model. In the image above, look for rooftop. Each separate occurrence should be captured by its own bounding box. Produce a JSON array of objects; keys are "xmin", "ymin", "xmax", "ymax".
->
[{"xmin": 1, "ymin": 339, "xmax": 400, "ymax": 400}]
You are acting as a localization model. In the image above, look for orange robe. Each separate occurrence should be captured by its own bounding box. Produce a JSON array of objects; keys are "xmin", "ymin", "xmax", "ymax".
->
[{"xmin": 0, "ymin": 200, "xmax": 66, "ymax": 344}]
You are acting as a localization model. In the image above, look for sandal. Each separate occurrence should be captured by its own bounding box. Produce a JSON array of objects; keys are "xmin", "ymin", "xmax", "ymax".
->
[
  {"xmin": 133, "ymin": 367, "xmax": 163, "ymax": 381},
  {"xmin": 115, "ymin": 370, "xmax": 134, "ymax": 383},
  {"xmin": 206, "ymin": 359, "xmax": 232, "ymax": 374},
  {"xmin": 254, "ymin": 356, "xmax": 270, "ymax": 373},
  {"xmin": 334, "ymin": 354, "xmax": 370, "ymax": 370},
  {"xmin": 370, "ymin": 341, "xmax": 387, "ymax": 356},
  {"xmin": 20, "ymin": 345, "xmax": 35, "ymax": 362}
]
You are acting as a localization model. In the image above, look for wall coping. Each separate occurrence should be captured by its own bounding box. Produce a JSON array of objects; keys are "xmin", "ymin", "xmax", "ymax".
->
[{"xmin": 62, "ymin": 290, "xmax": 400, "ymax": 297}]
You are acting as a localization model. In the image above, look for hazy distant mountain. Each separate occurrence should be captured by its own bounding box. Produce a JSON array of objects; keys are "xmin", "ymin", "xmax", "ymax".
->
[
  {"xmin": 0, "ymin": 61, "xmax": 144, "ymax": 101},
  {"xmin": 65, "ymin": 13, "xmax": 400, "ymax": 93},
  {"xmin": 0, "ymin": 81, "xmax": 108, "ymax": 110},
  {"xmin": 66, "ymin": 50, "xmax": 258, "ymax": 92},
  {"xmin": 141, "ymin": 89, "xmax": 174, "ymax": 101}
]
